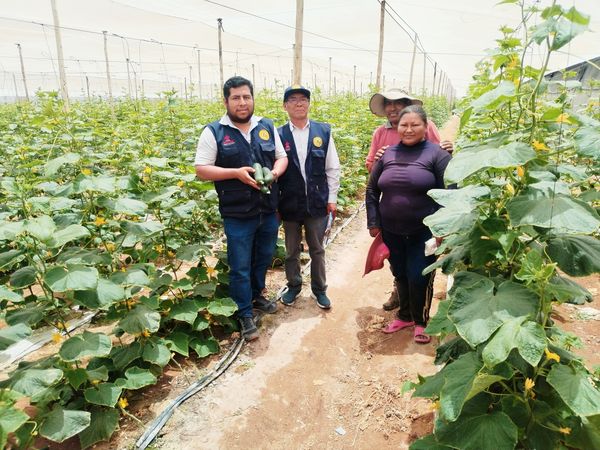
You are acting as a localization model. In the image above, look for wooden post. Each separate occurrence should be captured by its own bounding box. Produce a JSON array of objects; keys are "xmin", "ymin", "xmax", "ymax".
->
[
  {"xmin": 375, "ymin": 0, "xmax": 385, "ymax": 90},
  {"xmin": 432, "ymin": 62, "xmax": 437, "ymax": 95},
  {"xmin": 126, "ymin": 57, "xmax": 132, "ymax": 98},
  {"xmin": 422, "ymin": 52, "xmax": 426, "ymax": 94},
  {"xmin": 293, "ymin": 0, "xmax": 304, "ymax": 84},
  {"xmin": 12, "ymin": 73, "xmax": 19, "ymax": 101},
  {"xmin": 353, "ymin": 65, "xmax": 356, "ymax": 94},
  {"xmin": 408, "ymin": 32, "xmax": 417, "ymax": 93},
  {"xmin": 16, "ymin": 44, "xmax": 29, "ymax": 101},
  {"xmin": 51, "ymin": 0, "xmax": 69, "ymax": 108},
  {"xmin": 85, "ymin": 75, "xmax": 90, "ymax": 99},
  {"xmin": 196, "ymin": 49, "xmax": 202, "ymax": 100},
  {"xmin": 103, "ymin": 31, "xmax": 113, "ymax": 101},
  {"xmin": 328, "ymin": 56, "xmax": 332, "ymax": 96},
  {"xmin": 217, "ymin": 18, "xmax": 224, "ymax": 93}
]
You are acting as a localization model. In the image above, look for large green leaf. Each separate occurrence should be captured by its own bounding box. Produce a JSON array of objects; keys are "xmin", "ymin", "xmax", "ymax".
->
[
  {"xmin": 109, "ymin": 268, "xmax": 150, "ymax": 286},
  {"xmin": 73, "ymin": 175, "xmax": 117, "ymax": 193},
  {"xmin": 142, "ymin": 341, "xmax": 171, "ymax": 367},
  {"xmin": 409, "ymin": 434, "xmax": 453, "ymax": 450},
  {"xmin": 0, "ymin": 249, "xmax": 25, "ymax": 271},
  {"xmin": 5, "ymin": 304, "xmax": 45, "ymax": 327},
  {"xmin": 573, "ymin": 126, "xmax": 600, "ymax": 159},
  {"xmin": 189, "ymin": 336, "xmax": 219, "ymax": 358},
  {"xmin": 176, "ymin": 243, "xmax": 211, "ymax": 262},
  {"xmin": 46, "ymin": 224, "xmax": 90, "ymax": 248},
  {"xmin": 423, "ymin": 207, "xmax": 478, "ymax": 237},
  {"xmin": 162, "ymin": 331, "xmax": 189, "ymax": 356},
  {"xmin": 425, "ymin": 300, "xmax": 455, "ymax": 336},
  {"xmin": 436, "ymin": 410, "xmax": 518, "ymax": 450},
  {"xmin": 110, "ymin": 342, "xmax": 142, "ymax": 370},
  {"xmin": 40, "ymin": 407, "xmax": 91, "ymax": 443},
  {"xmin": 546, "ymin": 235, "xmax": 600, "ymax": 276},
  {"xmin": 44, "ymin": 264, "xmax": 99, "ymax": 292},
  {"xmin": 59, "ymin": 331, "xmax": 112, "ymax": 362},
  {"xmin": 0, "ymin": 285, "xmax": 24, "ymax": 303},
  {"xmin": 482, "ymin": 317, "xmax": 546, "ymax": 368},
  {"xmin": 83, "ymin": 383, "xmax": 122, "ymax": 407},
  {"xmin": 547, "ymin": 365, "xmax": 600, "ymax": 416},
  {"xmin": 7, "ymin": 368, "xmax": 63, "ymax": 402},
  {"xmin": 168, "ymin": 299, "xmax": 199, "ymax": 324},
  {"xmin": 0, "ymin": 323, "xmax": 32, "ymax": 351},
  {"xmin": 445, "ymin": 142, "xmax": 536, "ymax": 184},
  {"xmin": 73, "ymin": 278, "xmax": 126, "ymax": 310},
  {"xmin": 507, "ymin": 192, "xmax": 600, "ymax": 233},
  {"xmin": 102, "ymin": 197, "xmax": 147, "ymax": 215},
  {"xmin": 428, "ymin": 185, "xmax": 490, "ymax": 208},
  {"xmin": 121, "ymin": 220, "xmax": 165, "ymax": 237},
  {"xmin": 118, "ymin": 305, "xmax": 161, "ymax": 334},
  {"xmin": 566, "ymin": 415, "xmax": 600, "ymax": 450},
  {"xmin": 193, "ymin": 281, "xmax": 218, "ymax": 298},
  {"xmin": 115, "ymin": 366, "xmax": 157, "ymax": 390},
  {"xmin": 44, "ymin": 153, "xmax": 81, "ymax": 177},
  {"xmin": 448, "ymin": 276, "xmax": 539, "ymax": 346},
  {"xmin": 0, "ymin": 220, "xmax": 24, "ymax": 241},
  {"xmin": 0, "ymin": 403, "xmax": 29, "ymax": 449},
  {"xmin": 9, "ymin": 266, "xmax": 38, "ymax": 289},
  {"xmin": 24, "ymin": 215, "xmax": 56, "ymax": 241},
  {"xmin": 142, "ymin": 186, "xmax": 179, "ymax": 203},
  {"xmin": 470, "ymin": 81, "xmax": 516, "ymax": 111},
  {"xmin": 207, "ymin": 297, "xmax": 238, "ymax": 316},
  {"xmin": 78, "ymin": 407, "xmax": 120, "ymax": 449}
]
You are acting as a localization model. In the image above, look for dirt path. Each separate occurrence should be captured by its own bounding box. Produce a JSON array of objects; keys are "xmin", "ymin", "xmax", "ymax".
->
[{"xmin": 151, "ymin": 208, "xmax": 442, "ymax": 450}]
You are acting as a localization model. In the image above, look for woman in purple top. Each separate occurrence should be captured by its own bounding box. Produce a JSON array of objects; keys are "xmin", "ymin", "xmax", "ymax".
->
[{"xmin": 365, "ymin": 105, "xmax": 451, "ymax": 344}]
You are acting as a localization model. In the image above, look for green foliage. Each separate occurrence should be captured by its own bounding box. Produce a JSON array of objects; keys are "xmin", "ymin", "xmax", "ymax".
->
[{"xmin": 411, "ymin": 2, "xmax": 600, "ymax": 449}]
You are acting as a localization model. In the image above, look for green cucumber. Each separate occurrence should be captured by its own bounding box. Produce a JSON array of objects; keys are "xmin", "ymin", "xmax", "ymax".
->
[
  {"xmin": 262, "ymin": 167, "xmax": 274, "ymax": 185},
  {"xmin": 260, "ymin": 185, "xmax": 271, "ymax": 194},
  {"xmin": 252, "ymin": 163, "xmax": 264, "ymax": 185}
]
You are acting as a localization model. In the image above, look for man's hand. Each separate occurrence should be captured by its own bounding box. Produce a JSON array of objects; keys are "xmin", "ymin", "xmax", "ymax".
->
[
  {"xmin": 369, "ymin": 227, "xmax": 381, "ymax": 238},
  {"xmin": 327, "ymin": 203, "xmax": 337, "ymax": 218},
  {"xmin": 440, "ymin": 140, "xmax": 454, "ymax": 153},
  {"xmin": 237, "ymin": 166, "xmax": 259, "ymax": 189},
  {"xmin": 374, "ymin": 145, "xmax": 390, "ymax": 163}
]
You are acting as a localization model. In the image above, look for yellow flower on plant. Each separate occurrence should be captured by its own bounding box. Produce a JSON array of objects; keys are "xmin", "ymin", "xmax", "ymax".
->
[
  {"xmin": 144, "ymin": 166, "xmax": 152, "ymax": 174},
  {"xmin": 167, "ymin": 250, "xmax": 176, "ymax": 258},
  {"xmin": 55, "ymin": 322, "xmax": 66, "ymax": 331},
  {"xmin": 544, "ymin": 348, "xmax": 560, "ymax": 363},
  {"xmin": 177, "ymin": 180, "xmax": 185, "ymax": 188},
  {"xmin": 105, "ymin": 242, "xmax": 116, "ymax": 252},
  {"xmin": 532, "ymin": 140, "xmax": 549, "ymax": 151},
  {"xmin": 154, "ymin": 244, "xmax": 164, "ymax": 254},
  {"xmin": 558, "ymin": 427, "xmax": 571, "ymax": 435},
  {"xmin": 524, "ymin": 378, "xmax": 535, "ymax": 392},
  {"xmin": 90, "ymin": 379, "xmax": 100, "ymax": 385},
  {"xmin": 118, "ymin": 397, "xmax": 129, "ymax": 409},
  {"xmin": 516, "ymin": 166, "xmax": 525, "ymax": 178},
  {"xmin": 206, "ymin": 265, "xmax": 218, "ymax": 279},
  {"xmin": 141, "ymin": 329, "xmax": 151, "ymax": 338},
  {"xmin": 555, "ymin": 113, "xmax": 571, "ymax": 124},
  {"xmin": 505, "ymin": 183, "xmax": 515, "ymax": 195},
  {"xmin": 81, "ymin": 168, "xmax": 92, "ymax": 176},
  {"xmin": 51, "ymin": 332, "xmax": 62, "ymax": 344},
  {"xmin": 94, "ymin": 216, "xmax": 106, "ymax": 226},
  {"xmin": 431, "ymin": 400, "xmax": 440, "ymax": 411}
]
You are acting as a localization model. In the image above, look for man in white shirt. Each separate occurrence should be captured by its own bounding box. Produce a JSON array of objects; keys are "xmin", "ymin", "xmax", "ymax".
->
[
  {"xmin": 195, "ymin": 76, "xmax": 288, "ymax": 341},
  {"xmin": 277, "ymin": 86, "xmax": 341, "ymax": 309}
]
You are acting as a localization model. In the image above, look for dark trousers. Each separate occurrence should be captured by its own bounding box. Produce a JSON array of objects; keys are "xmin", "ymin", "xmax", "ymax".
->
[{"xmin": 381, "ymin": 228, "xmax": 436, "ymax": 326}]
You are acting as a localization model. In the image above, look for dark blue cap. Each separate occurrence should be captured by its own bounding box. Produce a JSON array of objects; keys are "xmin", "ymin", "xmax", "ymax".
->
[{"xmin": 284, "ymin": 85, "xmax": 311, "ymax": 102}]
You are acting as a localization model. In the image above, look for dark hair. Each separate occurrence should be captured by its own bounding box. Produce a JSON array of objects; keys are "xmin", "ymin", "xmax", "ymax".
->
[
  {"xmin": 223, "ymin": 76, "xmax": 254, "ymax": 99},
  {"xmin": 398, "ymin": 105, "xmax": 428, "ymax": 124}
]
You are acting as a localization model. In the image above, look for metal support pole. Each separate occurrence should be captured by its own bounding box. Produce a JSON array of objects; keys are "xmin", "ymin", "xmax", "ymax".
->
[
  {"xmin": 51, "ymin": 0, "xmax": 69, "ymax": 108},
  {"xmin": 408, "ymin": 32, "xmax": 417, "ymax": 93},
  {"xmin": 376, "ymin": 0, "xmax": 385, "ymax": 90},
  {"xmin": 217, "ymin": 18, "xmax": 224, "ymax": 93},
  {"xmin": 16, "ymin": 44, "xmax": 29, "ymax": 101},
  {"xmin": 103, "ymin": 31, "xmax": 113, "ymax": 101},
  {"xmin": 293, "ymin": 0, "xmax": 304, "ymax": 84}
]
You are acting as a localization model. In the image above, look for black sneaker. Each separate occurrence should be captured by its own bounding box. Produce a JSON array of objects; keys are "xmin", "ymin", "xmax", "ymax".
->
[
  {"xmin": 253, "ymin": 296, "xmax": 278, "ymax": 314},
  {"xmin": 311, "ymin": 292, "xmax": 331, "ymax": 309},
  {"xmin": 239, "ymin": 316, "xmax": 259, "ymax": 341}
]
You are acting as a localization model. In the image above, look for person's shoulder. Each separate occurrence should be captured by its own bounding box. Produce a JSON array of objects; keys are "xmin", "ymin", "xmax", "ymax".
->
[{"xmin": 310, "ymin": 119, "xmax": 331, "ymax": 129}]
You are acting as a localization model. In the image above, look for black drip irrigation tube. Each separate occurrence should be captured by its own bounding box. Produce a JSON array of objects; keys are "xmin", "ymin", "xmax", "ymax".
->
[{"xmin": 135, "ymin": 203, "xmax": 365, "ymax": 449}]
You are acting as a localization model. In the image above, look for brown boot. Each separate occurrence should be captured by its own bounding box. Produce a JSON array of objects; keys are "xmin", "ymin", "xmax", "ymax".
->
[{"xmin": 382, "ymin": 280, "xmax": 400, "ymax": 311}]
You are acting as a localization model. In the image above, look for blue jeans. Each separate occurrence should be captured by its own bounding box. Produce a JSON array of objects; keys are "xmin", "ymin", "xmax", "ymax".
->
[{"xmin": 223, "ymin": 213, "xmax": 279, "ymax": 318}]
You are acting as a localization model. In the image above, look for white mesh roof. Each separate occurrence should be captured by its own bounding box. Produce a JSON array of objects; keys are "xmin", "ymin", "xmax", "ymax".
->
[{"xmin": 1, "ymin": 0, "xmax": 599, "ymax": 100}]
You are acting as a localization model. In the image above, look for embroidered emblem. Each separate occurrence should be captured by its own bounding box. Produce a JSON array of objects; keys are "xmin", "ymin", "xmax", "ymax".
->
[
  {"xmin": 259, "ymin": 129, "xmax": 270, "ymax": 140},
  {"xmin": 284, "ymin": 141, "xmax": 291, "ymax": 152},
  {"xmin": 313, "ymin": 136, "xmax": 323, "ymax": 147},
  {"xmin": 223, "ymin": 135, "xmax": 235, "ymax": 146}
]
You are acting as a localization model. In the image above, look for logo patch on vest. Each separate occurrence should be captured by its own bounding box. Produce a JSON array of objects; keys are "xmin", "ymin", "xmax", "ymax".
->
[
  {"xmin": 259, "ymin": 129, "xmax": 270, "ymax": 141},
  {"xmin": 284, "ymin": 141, "xmax": 291, "ymax": 152},
  {"xmin": 313, "ymin": 136, "xmax": 323, "ymax": 148},
  {"xmin": 223, "ymin": 135, "xmax": 235, "ymax": 146}
]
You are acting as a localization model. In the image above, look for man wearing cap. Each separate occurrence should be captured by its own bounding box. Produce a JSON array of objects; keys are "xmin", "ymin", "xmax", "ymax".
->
[
  {"xmin": 277, "ymin": 85, "xmax": 341, "ymax": 309},
  {"xmin": 367, "ymin": 88, "xmax": 452, "ymax": 311},
  {"xmin": 195, "ymin": 76, "xmax": 288, "ymax": 341}
]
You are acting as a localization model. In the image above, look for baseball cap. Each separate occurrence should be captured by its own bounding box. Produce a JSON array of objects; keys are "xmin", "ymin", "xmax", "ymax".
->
[
  {"xmin": 369, "ymin": 88, "xmax": 423, "ymax": 117},
  {"xmin": 284, "ymin": 84, "xmax": 311, "ymax": 102}
]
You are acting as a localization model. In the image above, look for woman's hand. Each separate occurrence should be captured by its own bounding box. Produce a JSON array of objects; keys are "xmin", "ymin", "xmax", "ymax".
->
[{"xmin": 369, "ymin": 227, "xmax": 381, "ymax": 238}]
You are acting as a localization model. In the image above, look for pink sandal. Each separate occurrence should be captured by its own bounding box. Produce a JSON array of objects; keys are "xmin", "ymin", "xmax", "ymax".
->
[
  {"xmin": 414, "ymin": 326, "xmax": 431, "ymax": 344},
  {"xmin": 382, "ymin": 319, "xmax": 415, "ymax": 334}
]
